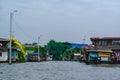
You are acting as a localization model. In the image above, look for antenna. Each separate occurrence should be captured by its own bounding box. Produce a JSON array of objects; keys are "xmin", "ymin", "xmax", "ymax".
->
[{"xmin": 83, "ymin": 36, "xmax": 86, "ymax": 44}]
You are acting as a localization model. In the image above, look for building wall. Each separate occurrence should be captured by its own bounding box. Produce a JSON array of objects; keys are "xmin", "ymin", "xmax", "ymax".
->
[{"xmin": 0, "ymin": 51, "xmax": 8, "ymax": 61}]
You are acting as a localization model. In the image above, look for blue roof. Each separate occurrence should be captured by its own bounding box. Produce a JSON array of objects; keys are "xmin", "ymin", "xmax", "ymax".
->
[{"xmin": 71, "ymin": 43, "xmax": 88, "ymax": 48}]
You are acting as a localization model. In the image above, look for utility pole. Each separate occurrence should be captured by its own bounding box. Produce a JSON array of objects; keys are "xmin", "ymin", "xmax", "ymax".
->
[
  {"xmin": 38, "ymin": 36, "xmax": 40, "ymax": 61},
  {"xmin": 9, "ymin": 10, "xmax": 17, "ymax": 64}
]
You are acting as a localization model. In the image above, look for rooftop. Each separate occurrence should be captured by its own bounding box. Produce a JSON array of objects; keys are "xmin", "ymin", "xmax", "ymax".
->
[
  {"xmin": 0, "ymin": 38, "xmax": 9, "ymax": 42},
  {"xmin": 71, "ymin": 43, "xmax": 88, "ymax": 47},
  {"xmin": 90, "ymin": 37, "xmax": 120, "ymax": 40}
]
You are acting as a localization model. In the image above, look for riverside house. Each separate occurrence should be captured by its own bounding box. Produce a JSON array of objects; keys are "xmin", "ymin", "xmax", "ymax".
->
[
  {"xmin": 0, "ymin": 38, "xmax": 19, "ymax": 62},
  {"xmin": 90, "ymin": 37, "xmax": 120, "ymax": 62},
  {"xmin": 0, "ymin": 38, "xmax": 9, "ymax": 62},
  {"xmin": 25, "ymin": 44, "xmax": 42, "ymax": 62}
]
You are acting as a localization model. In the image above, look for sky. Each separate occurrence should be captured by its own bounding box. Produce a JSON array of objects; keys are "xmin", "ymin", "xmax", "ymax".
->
[{"xmin": 0, "ymin": 0, "xmax": 120, "ymax": 46}]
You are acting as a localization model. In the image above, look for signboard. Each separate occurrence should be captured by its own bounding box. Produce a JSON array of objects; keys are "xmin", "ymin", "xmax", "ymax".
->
[
  {"xmin": 99, "ymin": 52, "xmax": 110, "ymax": 57},
  {"xmin": 74, "ymin": 53, "xmax": 80, "ymax": 56},
  {"xmin": 101, "ymin": 57, "xmax": 108, "ymax": 61}
]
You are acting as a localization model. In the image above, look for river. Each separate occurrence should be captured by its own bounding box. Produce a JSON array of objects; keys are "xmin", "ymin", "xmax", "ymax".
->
[{"xmin": 0, "ymin": 61, "xmax": 120, "ymax": 80}]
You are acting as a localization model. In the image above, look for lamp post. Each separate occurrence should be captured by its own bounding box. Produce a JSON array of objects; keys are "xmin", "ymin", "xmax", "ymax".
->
[
  {"xmin": 38, "ymin": 36, "xmax": 40, "ymax": 61},
  {"xmin": 9, "ymin": 10, "xmax": 17, "ymax": 64}
]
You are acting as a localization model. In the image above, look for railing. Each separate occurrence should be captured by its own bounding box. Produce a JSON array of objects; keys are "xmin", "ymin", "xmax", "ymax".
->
[
  {"xmin": 0, "ymin": 47, "xmax": 8, "ymax": 51},
  {"xmin": 92, "ymin": 45, "xmax": 120, "ymax": 50}
]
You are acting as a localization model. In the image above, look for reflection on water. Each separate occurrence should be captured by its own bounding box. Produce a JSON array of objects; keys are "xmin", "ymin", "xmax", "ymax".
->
[
  {"xmin": 0, "ymin": 61, "xmax": 120, "ymax": 80},
  {"xmin": 91, "ymin": 63, "xmax": 120, "ymax": 68}
]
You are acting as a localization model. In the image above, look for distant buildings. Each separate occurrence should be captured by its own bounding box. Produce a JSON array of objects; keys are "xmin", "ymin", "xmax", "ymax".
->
[{"xmin": 0, "ymin": 37, "xmax": 43, "ymax": 63}]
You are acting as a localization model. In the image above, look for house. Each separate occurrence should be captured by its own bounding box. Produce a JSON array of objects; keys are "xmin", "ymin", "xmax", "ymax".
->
[
  {"xmin": 90, "ymin": 37, "xmax": 120, "ymax": 62},
  {"xmin": 0, "ymin": 38, "xmax": 9, "ymax": 62},
  {"xmin": 73, "ymin": 53, "xmax": 80, "ymax": 61},
  {"xmin": 25, "ymin": 44, "xmax": 42, "ymax": 62},
  {"xmin": 26, "ymin": 50, "xmax": 35, "ymax": 61},
  {"xmin": 28, "ymin": 52, "xmax": 42, "ymax": 61},
  {"xmin": 46, "ymin": 51, "xmax": 53, "ymax": 61}
]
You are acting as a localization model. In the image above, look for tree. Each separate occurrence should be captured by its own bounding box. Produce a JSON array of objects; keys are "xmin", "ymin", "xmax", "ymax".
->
[
  {"xmin": 44, "ymin": 40, "xmax": 71, "ymax": 60},
  {"xmin": 63, "ymin": 47, "xmax": 83, "ymax": 60}
]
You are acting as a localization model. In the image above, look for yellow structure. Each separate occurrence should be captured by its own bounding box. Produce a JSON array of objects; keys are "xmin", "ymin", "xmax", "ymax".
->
[{"xmin": 8, "ymin": 38, "xmax": 27, "ymax": 57}]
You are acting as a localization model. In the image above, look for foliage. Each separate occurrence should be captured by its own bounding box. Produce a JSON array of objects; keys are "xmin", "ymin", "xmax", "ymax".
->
[
  {"xmin": 34, "ymin": 46, "xmax": 46, "ymax": 57},
  {"xmin": 11, "ymin": 40, "xmax": 26, "ymax": 62},
  {"xmin": 63, "ymin": 47, "xmax": 83, "ymax": 60},
  {"xmin": 44, "ymin": 40, "xmax": 72, "ymax": 60},
  {"xmin": 72, "ymin": 47, "xmax": 83, "ymax": 53},
  {"xmin": 18, "ymin": 51, "xmax": 26, "ymax": 62}
]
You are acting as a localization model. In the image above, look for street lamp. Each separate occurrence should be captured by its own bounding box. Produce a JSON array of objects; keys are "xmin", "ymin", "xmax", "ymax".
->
[
  {"xmin": 9, "ymin": 10, "xmax": 17, "ymax": 64},
  {"xmin": 38, "ymin": 36, "xmax": 40, "ymax": 61}
]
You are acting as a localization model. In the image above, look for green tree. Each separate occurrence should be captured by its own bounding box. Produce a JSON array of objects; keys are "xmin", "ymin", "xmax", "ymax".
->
[
  {"xmin": 63, "ymin": 47, "xmax": 83, "ymax": 60},
  {"xmin": 44, "ymin": 40, "xmax": 71, "ymax": 60}
]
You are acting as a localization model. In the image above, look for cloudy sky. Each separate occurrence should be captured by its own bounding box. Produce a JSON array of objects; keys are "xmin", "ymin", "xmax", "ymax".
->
[{"xmin": 0, "ymin": 0, "xmax": 120, "ymax": 46}]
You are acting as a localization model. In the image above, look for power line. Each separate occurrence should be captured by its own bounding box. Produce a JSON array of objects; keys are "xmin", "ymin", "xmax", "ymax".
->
[{"xmin": 12, "ymin": 19, "xmax": 34, "ymax": 41}]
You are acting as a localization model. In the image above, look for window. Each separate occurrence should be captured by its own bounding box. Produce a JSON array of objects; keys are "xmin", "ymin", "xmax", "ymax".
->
[
  {"xmin": 104, "ymin": 40, "xmax": 108, "ymax": 46},
  {"xmin": 112, "ymin": 40, "xmax": 120, "ymax": 45},
  {"xmin": 112, "ymin": 40, "xmax": 115, "ymax": 45},
  {"xmin": 99, "ymin": 40, "xmax": 102, "ymax": 46},
  {"xmin": 99, "ymin": 40, "xmax": 108, "ymax": 46},
  {"xmin": 101, "ymin": 40, "xmax": 105, "ymax": 46},
  {"xmin": 0, "ymin": 52, "xmax": 2, "ymax": 56}
]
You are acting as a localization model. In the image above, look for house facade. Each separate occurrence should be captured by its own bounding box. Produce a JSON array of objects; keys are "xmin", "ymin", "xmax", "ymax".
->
[
  {"xmin": 90, "ymin": 37, "xmax": 120, "ymax": 62},
  {"xmin": 0, "ymin": 38, "xmax": 9, "ymax": 62},
  {"xmin": 85, "ymin": 50, "xmax": 113, "ymax": 64}
]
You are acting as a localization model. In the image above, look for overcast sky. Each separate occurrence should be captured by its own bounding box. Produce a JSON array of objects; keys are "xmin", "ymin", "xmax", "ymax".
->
[{"xmin": 0, "ymin": 0, "xmax": 120, "ymax": 46}]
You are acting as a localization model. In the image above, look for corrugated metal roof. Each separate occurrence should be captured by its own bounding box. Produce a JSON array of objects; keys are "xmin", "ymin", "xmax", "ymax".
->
[
  {"xmin": 71, "ymin": 43, "xmax": 88, "ymax": 47},
  {"xmin": 90, "ymin": 37, "xmax": 120, "ymax": 40},
  {"xmin": 0, "ymin": 38, "xmax": 9, "ymax": 41},
  {"xmin": 26, "ymin": 50, "xmax": 35, "ymax": 54}
]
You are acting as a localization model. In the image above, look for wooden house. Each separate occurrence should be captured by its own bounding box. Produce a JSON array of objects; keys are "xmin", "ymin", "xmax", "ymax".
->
[{"xmin": 90, "ymin": 37, "xmax": 120, "ymax": 62}]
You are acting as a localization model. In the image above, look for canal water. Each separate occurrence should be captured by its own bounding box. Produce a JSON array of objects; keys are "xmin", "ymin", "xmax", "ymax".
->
[{"xmin": 0, "ymin": 61, "xmax": 120, "ymax": 80}]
